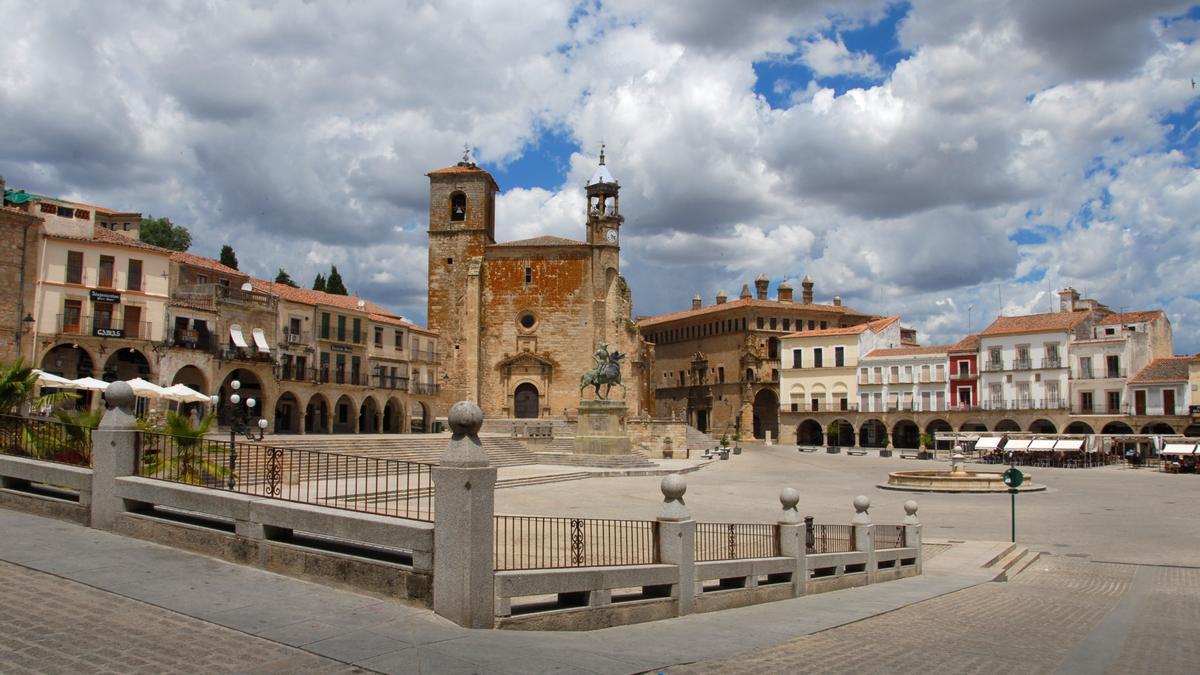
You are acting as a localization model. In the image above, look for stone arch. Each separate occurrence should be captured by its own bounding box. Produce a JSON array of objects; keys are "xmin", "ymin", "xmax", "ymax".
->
[
  {"xmin": 859, "ymin": 418, "xmax": 888, "ymax": 448},
  {"xmin": 359, "ymin": 395, "xmax": 382, "ymax": 433},
  {"xmin": 383, "ymin": 396, "xmax": 405, "ymax": 433},
  {"xmin": 39, "ymin": 343, "xmax": 96, "ymax": 379},
  {"xmin": 170, "ymin": 365, "xmax": 208, "ymax": 392},
  {"xmin": 994, "ymin": 419, "xmax": 1020, "ymax": 432},
  {"xmin": 1184, "ymin": 424, "xmax": 1200, "ymax": 438},
  {"xmin": 217, "ymin": 368, "xmax": 266, "ymax": 427},
  {"xmin": 828, "ymin": 418, "xmax": 855, "ymax": 447},
  {"xmin": 959, "ymin": 420, "xmax": 988, "ymax": 432},
  {"xmin": 1101, "ymin": 421, "xmax": 1134, "ymax": 434},
  {"xmin": 449, "ymin": 190, "xmax": 467, "ymax": 221},
  {"xmin": 1064, "ymin": 421, "xmax": 1094, "ymax": 435},
  {"xmin": 830, "ymin": 384, "xmax": 848, "ymax": 411},
  {"xmin": 305, "ymin": 393, "xmax": 331, "ymax": 434},
  {"xmin": 514, "ymin": 382, "xmax": 539, "ymax": 419},
  {"xmin": 104, "ymin": 346, "xmax": 152, "ymax": 382},
  {"xmin": 1140, "ymin": 422, "xmax": 1175, "ymax": 435},
  {"xmin": 809, "ymin": 384, "xmax": 827, "ymax": 412},
  {"xmin": 411, "ymin": 401, "xmax": 429, "ymax": 433},
  {"xmin": 892, "ymin": 419, "xmax": 920, "ymax": 449},
  {"xmin": 332, "ymin": 394, "xmax": 357, "ymax": 433},
  {"xmin": 788, "ymin": 384, "xmax": 805, "ymax": 412},
  {"xmin": 752, "ymin": 388, "xmax": 779, "ymax": 440},
  {"xmin": 925, "ymin": 419, "xmax": 953, "ymax": 449},
  {"xmin": 797, "ymin": 419, "xmax": 824, "ymax": 445},
  {"xmin": 1029, "ymin": 419, "xmax": 1058, "ymax": 434},
  {"xmin": 274, "ymin": 391, "xmax": 301, "ymax": 434}
]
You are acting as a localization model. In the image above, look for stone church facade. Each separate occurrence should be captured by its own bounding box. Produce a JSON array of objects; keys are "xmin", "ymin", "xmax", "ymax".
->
[{"xmin": 426, "ymin": 151, "xmax": 650, "ymax": 419}]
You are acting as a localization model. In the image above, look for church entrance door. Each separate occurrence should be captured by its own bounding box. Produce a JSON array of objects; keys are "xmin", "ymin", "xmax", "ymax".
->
[{"xmin": 514, "ymin": 383, "xmax": 540, "ymax": 418}]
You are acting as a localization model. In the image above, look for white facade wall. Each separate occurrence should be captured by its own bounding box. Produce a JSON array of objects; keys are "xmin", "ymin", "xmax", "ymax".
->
[
  {"xmin": 978, "ymin": 332, "xmax": 1069, "ymax": 410},
  {"xmin": 857, "ymin": 353, "xmax": 950, "ymax": 413}
]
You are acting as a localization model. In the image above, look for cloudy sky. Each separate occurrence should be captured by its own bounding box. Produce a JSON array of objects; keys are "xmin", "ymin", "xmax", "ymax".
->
[{"xmin": 4, "ymin": 1, "xmax": 1199, "ymax": 351}]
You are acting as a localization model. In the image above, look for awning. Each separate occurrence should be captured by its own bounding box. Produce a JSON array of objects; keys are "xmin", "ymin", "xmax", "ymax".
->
[
  {"xmin": 70, "ymin": 377, "xmax": 110, "ymax": 391},
  {"xmin": 1005, "ymin": 439, "xmax": 1031, "ymax": 451},
  {"xmin": 125, "ymin": 378, "xmax": 167, "ymax": 398},
  {"xmin": 33, "ymin": 370, "xmax": 81, "ymax": 388},
  {"xmin": 161, "ymin": 383, "xmax": 211, "ymax": 403},
  {"xmin": 1029, "ymin": 439, "xmax": 1057, "ymax": 451},
  {"xmin": 1054, "ymin": 439, "xmax": 1085, "ymax": 451},
  {"xmin": 975, "ymin": 436, "xmax": 1004, "ymax": 450},
  {"xmin": 1161, "ymin": 443, "xmax": 1197, "ymax": 456},
  {"xmin": 230, "ymin": 324, "xmax": 249, "ymax": 349},
  {"xmin": 251, "ymin": 327, "xmax": 271, "ymax": 354}
]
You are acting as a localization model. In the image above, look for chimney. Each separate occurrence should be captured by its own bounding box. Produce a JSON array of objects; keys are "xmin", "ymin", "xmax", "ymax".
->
[
  {"xmin": 802, "ymin": 274, "xmax": 814, "ymax": 304},
  {"xmin": 739, "ymin": 284, "xmax": 752, "ymax": 300},
  {"xmin": 754, "ymin": 273, "xmax": 769, "ymax": 300},
  {"xmin": 1058, "ymin": 287, "xmax": 1080, "ymax": 313},
  {"xmin": 691, "ymin": 294, "xmax": 702, "ymax": 310},
  {"xmin": 715, "ymin": 290, "xmax": 727, "ymax": 305},
  {"xmin": 777, "ymin": 279, "xmax": 793, "ymax": 303},
  {"xmin": 833, "ymin": 295, "xmax": 841, "ymax": 307}
]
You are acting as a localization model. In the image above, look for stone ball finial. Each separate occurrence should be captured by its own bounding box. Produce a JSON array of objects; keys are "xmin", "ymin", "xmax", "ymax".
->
[
  {"xmin": 104, "ymin": 381, "xmax": 135, "ymax": 412},
  {"xmin": 779, "ymin": 487, "xmax": 799, "ymax": 510},
  {"xmin": 448, "ymin": 400, "xmax": 483, "ymax": 436},
  {"xmin": 904, "ymin": 500, "xmax": 918, "ymax": 516},
  {"xmin": 853, "ymin": 495, "xmax": 870, "ymax": 513},
  {"xmin": 661, "ymin": 474, "xmax": 687, "ymax": 501}
]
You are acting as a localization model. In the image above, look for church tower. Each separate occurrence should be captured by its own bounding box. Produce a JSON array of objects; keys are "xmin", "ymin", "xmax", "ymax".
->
[
  {"xmin": 585, "ymin": 145, "xmax": 627, "ymax": 354},
  {"xmin": 426, "ymin": 148, "xmax": 498, "ymax": 403}
]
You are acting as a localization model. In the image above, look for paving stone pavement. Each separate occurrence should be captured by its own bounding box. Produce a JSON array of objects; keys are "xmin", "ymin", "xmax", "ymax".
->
[
  {"xmin": 670, "ymin": 556, "xmax": 1200, "ymax": 675},
  {"xmin": 0, "ymin": 561, "xmax": 362, "ymax": 675}
]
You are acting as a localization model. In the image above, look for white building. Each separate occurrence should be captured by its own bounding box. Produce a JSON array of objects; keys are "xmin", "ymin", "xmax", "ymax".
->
[{"xmin": 858, "ymin": 345, "xmax": 951, "ymax": 414}]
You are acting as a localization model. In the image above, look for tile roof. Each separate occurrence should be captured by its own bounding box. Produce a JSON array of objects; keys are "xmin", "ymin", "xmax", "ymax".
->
[
  {"xmin": 979, "ymin": 310, "xmax": 1092, "ymax": 337},
  {"xmin": 426, "ymin": 163, "xmax": 500, "ymax": 189},
  {"xmin": 491, "ymin": 235, "xmax": 586, "ymax": 248},
  {"xmin": 251, "ymin": 279, "xmax": 387, "ymax": 314},
  {"xmin": 49, "ymin": 225, "xmax": 172, "ymax": 255},
  {"xmin": 1128, "ymin": 356, "xmax": 1192, "ymax": 384},
  {"xmin": 1097, "ymin": 310, "xmax": 1165, "ymax": 325},
  {"xmin": 170, "ymin": 251, "xmax": 246, "ymax": 279},
  {"xmin": 639, "ymin": 297, "xmax": 866, "ymax": 328},
  {"xmin": 781, "ymin": 315, "xmax": 898, "ymax": 339},
  {"xmin": 949, "ymin": 334, "xmax": 981, "ymax": 352},
  {"xmin": 864, "ymin": 344, "xmax": 955, "ymax": 358}
]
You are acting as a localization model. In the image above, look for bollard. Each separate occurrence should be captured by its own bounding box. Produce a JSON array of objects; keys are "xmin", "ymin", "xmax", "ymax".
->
[
  {"xmin": 852, "ymin": 495, "xmax": 876, "ymax": 583},
  {"xmin": 904, "ymin": 500, "xmax": 923, "ymax": 573},
  {"xmin": 656, "ymin": 474, "xmax": 695, "ymax": 615},
  {"xmin": 778, "ymin": 488, "xmax": 807, "ymax": 597},
  {"xmin": 90, "ymin": 382, "xmax": 141, "ymax": 529}
]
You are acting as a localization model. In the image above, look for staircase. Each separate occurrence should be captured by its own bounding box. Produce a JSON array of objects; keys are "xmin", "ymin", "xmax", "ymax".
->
[
  {"xmin": 259, "ymin": 433, "xmax": 539, "ymax": 467},
  {"xmin": 983, "ymin": 542, "xmax": 1041, "ymax": 581},
  {"xmin": 685, "ymin": 426, "xmax": 720, "ymax": 454}
]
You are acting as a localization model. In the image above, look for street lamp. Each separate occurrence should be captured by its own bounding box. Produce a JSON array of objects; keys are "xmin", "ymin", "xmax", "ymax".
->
[{"xmin": 210, "ymin": 379, "xmax": 267, "ymax": 489}]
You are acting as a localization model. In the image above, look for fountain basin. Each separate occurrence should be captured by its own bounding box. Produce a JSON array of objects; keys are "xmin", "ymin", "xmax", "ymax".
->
[{"xmin": 878, "ymin": 470, "xmax": 1045, "ymax": 493}]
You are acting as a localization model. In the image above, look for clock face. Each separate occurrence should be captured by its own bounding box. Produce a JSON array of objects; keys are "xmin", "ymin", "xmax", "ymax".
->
[{"xmin": 605, "ymin": 228, "xmax": 618, "ymax": 243}]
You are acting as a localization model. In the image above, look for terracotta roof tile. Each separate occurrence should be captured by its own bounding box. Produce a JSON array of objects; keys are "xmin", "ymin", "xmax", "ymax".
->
[
  {"xmin": 1128, "ymin": 356, "xmax": 1192, "ymax": 383},
  {"xmin": 782, "ymin": 315, "xmax": 898, "ymax": 339},
  {"xmin": 170, "ymin": 251, "xmax": 247, "ymax": 278},
  {"xmin": 864, "ymin": 344, "xmax": 954, "ymax": 358},
  {"xmin": 491, "ymin": 235, "xmax": 586, "ymax": 248},
  {"xmin": 1097, "ymin": 310, "xmax": 1164, "ymax": 325},
  {"xmin": 949, "ymin": 334, "xmax": 981, "ymax": 352},
  {"xmin": 49, "ymin": 226, "xmax": 172, "ymax": 255},
  {"xmin": 426, "ymin": 163, "xmax": 499, "ymax": 189},
  {"xmin": 639, "ymin": 297, "xmax": 867, "ymax": 328},
  {"xmin": 979, "ymin": 310, "xmax": 1092, "ymax": 337}
]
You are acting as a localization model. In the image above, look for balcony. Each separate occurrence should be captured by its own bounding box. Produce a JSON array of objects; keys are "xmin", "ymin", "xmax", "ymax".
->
[
  {"xmin": 282, "ymin": 329, "xmax": 310, "ymax": 346},
  {"xmin": 221, "ymin": 345, "xmax": 273, "ymax": 363},
  {"xmin": 277, "ymin": 364, "xmax": 314, "ymax": 382},
  {"xmin": 1013, "ymin": 358, "xmax": 1033, "ymax": 370},
  {"xmin": 56, "ymin": 314, "xmax": 153, "ymax": 340},
  {"xmin": 412, "ymin": 350, "xmax": 439, "ymax": 364},
  {"xmin": 1072, "ymin": 368, "xmax": 1125, "ymax": 380},
  {"xmin": 411, "ymin": 382, "xmax": 439, "ymax": 396},
  {"xmin": 1040, "ymin": 357, "xmax": 1063, "ymax": 369},
  {"xmin": 172, "ymin": 283, "xmax": 278, "ymax": 312},
  {"xmin": 982, "ymin": 398, "xmax": 1070, "ymax": 411},
  {"xmin": 951, "ymin": 370, "xmax": 977, "ymax": 380},
  {"xmin": 372, "ymin": 374, "xmax": 409, "ymax": 391},
  {"xmin": 984, "ymin": 360, "xmax": 1004, "ymax": 372},
  {"xmin": 787, "ymin": 401, "xmax": 856, "ymax": 413},
  {"xmin": 171, "ymin": 328, "xmax": 214, "ymax": 352}
]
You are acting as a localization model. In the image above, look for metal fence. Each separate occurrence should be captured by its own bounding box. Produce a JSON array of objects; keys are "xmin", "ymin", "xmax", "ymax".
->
[
  {"xmin": 0, "ymin": 414, "xmax": 93, "ymax": 467},
  {"xmin": 694, "ymin": 522, "xmax": 779, "ymax": 562},
  {"xmin": 137, "ymin": 433, "xmax": 434, "ymax": 521},
  {"xmin": 807, "ymin": 523, "xmax": 855, "ymax": 554},
  {"xmin": 494, "ymin": 515, "xmax": 658, "ymax": 571},
  {"xmin": 873, "ymin": 524, "xmax": 907, "ymax": 550}
]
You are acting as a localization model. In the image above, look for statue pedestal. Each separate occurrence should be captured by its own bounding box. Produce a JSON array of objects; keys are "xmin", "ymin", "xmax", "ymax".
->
[{"xmin": 574, "ymin": 400, "xmax": 631, "ymax": 455}]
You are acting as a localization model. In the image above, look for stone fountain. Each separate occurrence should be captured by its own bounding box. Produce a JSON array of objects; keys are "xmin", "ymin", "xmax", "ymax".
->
[{"xmin": 879, "ymin": 450, "xmax": 1045, "ymax": 493}]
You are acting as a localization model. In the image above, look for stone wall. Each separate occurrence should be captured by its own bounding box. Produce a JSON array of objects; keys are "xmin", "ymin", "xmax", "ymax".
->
[
  {"xmin": 627, "ymin": 418, "xmax": 689, "ymax": 458},
  {"xmin": 0, "ymin": 209, "xmax": 41, "ymax": 363}
]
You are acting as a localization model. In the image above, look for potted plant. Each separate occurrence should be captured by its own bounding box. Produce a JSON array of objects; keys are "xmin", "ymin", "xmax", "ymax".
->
[
  {"xmin": 879, "ymin": 432, "xmax": 893, "ymax": 458},
  {"xmin": 729, "ymin": 432, "xmax": 742, "ymax": 454},
  {"xmin": 918, "ymin": 433, "xmax": 934, "ymax": 460},
  {"xmin": 825, "ymin": 422, "xmax": 841, "ymax": 453}
]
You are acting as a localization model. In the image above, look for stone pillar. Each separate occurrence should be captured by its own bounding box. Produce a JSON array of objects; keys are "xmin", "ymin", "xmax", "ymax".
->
[
  {"xmin": 904, "ymin": 499, "xmax": 923, "ymax": 574},
  {"xmin": 91, "ymin": 382, "xmax": 142, "ymax": 529},
  {"xmin": 852, "ymin": 495, "xmax": 876, "ymax": 583},
  {"xmin": 656, "ymin": 474, "xmax": 695, "ymax": 616},
  {"xmin": 777, "ymin": 488, "xmax": 807, "ymax": 597},
  {"xmin": 433, "ymin": 401, "xmax": 496, "ymax": 629}
]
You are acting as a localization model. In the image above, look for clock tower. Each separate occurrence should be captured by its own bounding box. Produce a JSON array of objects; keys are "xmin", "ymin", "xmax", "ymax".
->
[{"xmin": 585, "ymin": 145, "xmax": 622, "ymax": 248}]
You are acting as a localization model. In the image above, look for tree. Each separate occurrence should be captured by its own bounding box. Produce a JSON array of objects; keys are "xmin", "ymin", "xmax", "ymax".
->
[
  {"xmin": 274, "ymin": 268, "xmax": 298, "ymax": 287},
  {"xmin": 325, "ymin": 265, "xmax": 348, "ymax": 295},
  {"xmin": 0, "ymin": 360, "xmax": 75, "ymax": 414},
  {"xmin": 219, "ymin": 244, "xmax": 238, "ymax": 270},
  {"xmin": 138, "ymin": 216, "xmax": 191, "ymax": 251},
  {"xmin": 312, "ymin": 273, "xmax": 327, "ymax": 292}
]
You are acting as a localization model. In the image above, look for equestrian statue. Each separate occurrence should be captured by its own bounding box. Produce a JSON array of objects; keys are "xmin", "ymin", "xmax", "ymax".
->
[{"xmin": 580, "ymin": 341, "xmax": 626, "ymax": 400}]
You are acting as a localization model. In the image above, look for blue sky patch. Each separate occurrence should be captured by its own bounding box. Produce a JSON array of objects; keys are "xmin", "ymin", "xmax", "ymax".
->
[
  {"xmin": 1010, "ymin": 228, "xmax": 1048, "ymax": 245},
  {"xmin": 483, "ymin": 127, "xmax": 580, "ymax": 191}
]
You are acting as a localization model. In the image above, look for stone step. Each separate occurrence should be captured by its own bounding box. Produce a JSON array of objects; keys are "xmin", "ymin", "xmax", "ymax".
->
[
  {"xmin": 530, "ymin": 452, "xmax": 657, "ymax": 468},
  {"xmin": 991, "ymin": 547, "xmax": 1039, "ymax": 582}
]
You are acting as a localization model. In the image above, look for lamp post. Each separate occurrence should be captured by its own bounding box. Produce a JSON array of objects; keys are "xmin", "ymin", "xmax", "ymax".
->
[{"xmin": 211, "ymin": 379, "xmax": 267, "ymax": 489}]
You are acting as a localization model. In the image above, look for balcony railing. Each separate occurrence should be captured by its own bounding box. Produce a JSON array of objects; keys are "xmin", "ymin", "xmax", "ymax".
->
[
  {"xmin": 1041, "ymin": 357, "xmax": 1063, "ymax": 369},
  {"xmin": 982, "ymin": 398, "xmax": 1069, "ymax": 411},
  {"xmin": 372, "ymin": 374, "xmax": 409, "ymax": 390},
  {"xmin": 171, "ymin": 329, "xmax": 215, "ymax": 351},
  {"xmin": 281, "ymin": 329, "xmax": 310, "ymax": 346},
  {"xmin": 1072, "ymin": 368, "xmax": 1125, "ymax": 379},
  {"xmin": 1013, "ymin": 358, "xmax": 1033, "ymax": 370},
  {"xmin": 412, "ymin": 350, "xmax": 438, "ymax": 363},
  {"xmin": 56, "ymin": 314, "xmax": 153, "ymax": 340},
  {"xmin": 951, "ymin": 370, "xmax": 977, "ymax": 380},
  {"xmin": 984, "ymin": 360, "xmax": 1004, "ymax": 372},
  {"xmin": 411, "ymin": 382, "xmax": 438, "ymax": 396},
  {"xmin": 787, "ymin": 402, "xmax": 856, "ymax": 413},
  {"xmin": 221, "ymin": 346, "xmax": 273, "ymax": 363},
  {"xmin": 172, "ymin": 283, "xmax": 277, "ymax": 311}
]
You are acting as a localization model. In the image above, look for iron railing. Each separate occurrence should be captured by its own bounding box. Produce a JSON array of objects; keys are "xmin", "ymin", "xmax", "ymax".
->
[
  {"xmin": 493, "ymin": 515, "xmax": 658, "ymax": 571},
  {"xmin": 873, "ymin": 524, "xmax": 906, "ymax": 550},
  {"xmin": 806, "ymin": 522, "xmax": 855, "ymax": 554},
  {"xmin": 137, "ymin": 433, "xmax": 434, "ymax": 521},
  {"xmin": 694, "ymin": 522, "xmax": 779, "ymax": 561},
  {"xmin": 0, "ymin": 414, "xmax": 93, "ymax": 467}
]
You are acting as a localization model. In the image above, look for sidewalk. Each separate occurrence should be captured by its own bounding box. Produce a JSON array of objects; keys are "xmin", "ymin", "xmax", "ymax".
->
[{"xmin": 0, "ymin": 508, "xmax": 991, "ymax": 674}]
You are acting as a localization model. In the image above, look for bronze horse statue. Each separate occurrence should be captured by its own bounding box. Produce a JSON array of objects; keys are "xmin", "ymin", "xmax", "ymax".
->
[{"xmin": 580, "ymin": 343, "xmax": 626, "ymax": 400}]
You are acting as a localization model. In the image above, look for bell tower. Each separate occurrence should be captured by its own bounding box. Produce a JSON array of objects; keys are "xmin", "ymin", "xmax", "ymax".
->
[{"xmin": 585, "ymin": 145, "xmax": 622, "ymax": 249}]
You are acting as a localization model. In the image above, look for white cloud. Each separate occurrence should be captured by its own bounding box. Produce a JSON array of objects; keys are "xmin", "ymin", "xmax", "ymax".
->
[{"xmin": 800, "ymin": 36, "xmax": 882, "ymax": 79}]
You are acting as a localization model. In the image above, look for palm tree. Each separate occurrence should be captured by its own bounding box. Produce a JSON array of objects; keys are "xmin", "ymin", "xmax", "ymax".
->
[
  {"xmin": 0, "ymin": 359, "xmax": 76, "ymax": 415},
  {"xmin": 141, "ymin": 411, "xmax": 226, "ymax": 485}
]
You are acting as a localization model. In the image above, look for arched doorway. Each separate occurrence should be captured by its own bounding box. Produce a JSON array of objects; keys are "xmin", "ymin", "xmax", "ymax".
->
[
  {"xmin": 383, "ymin": 397, "xmax": 404, "ymax": 433},
  {"xmin": 274, "ymin": 392, "xmax": 301, "ymax": 434},
  {"xmin": 359, "ymin": 397, "xmax": 381, "ymax": 433},
  {"xmin": 103, "ymin": 347, "xmax": 151, "ymax": 382},
  {"xmin": 333, "ymin": 394, "xmax": 356, "ymax": 433},
  {"xmin": 892, "ymin": 420, "xmax": 920, "ymax": 449},
  {"xmin": 1184, "ymin": 424, "xmax": 1200, "ymax": 438},
  {"xmin": 1140, "ymin": 422, "xmax": 1175, "ymax": 435},
  {"xmin": 411, "ymin": 401, "xmax": 428, "ymax": 433},
  {"xmin": 752, "ymin": 388, "xmax": 779, "ymax": 440},
  {"xmin": 1101, "ymin": 421, "xmax": 1133, "ymax": 434},
  {"xmin": 859, "ymin": 419, "xmax": 888, "ymax": 448},
  {"xmin": 960, "ymin": 421, "xmax": 988, "ymax": 432},
  {"xmin": 797, "ymin": 419, "xmax": 824, "ymax": 445},
  {"xmin": 170, "ymin": 365, "xmax": 207, "ymax": 392},
  {"xmin": 39, "ymin": 345, "xmax": 97, "ymax": 410},
  {"xmin": 305, "ymin": 394, "xmax": 330, "ymax": 434},
  {"xmin": 218, "ymin": 369, "xmax": 265, "ymax": 428},
  {"xmin": 828, "ymin": 419, "xmax": 855, "ymax": 447},
  {"xmin": 925, "ymin": 419, "xmax": 952, "ymax": 450},
  {"xmin": 1029, "ymin": 419, "xmax": 1058, "ymax": 434},
  {"xmin": 995, "ymin": 419, "xmax": 1021, "ymax": 432},
  {"xmin": 1064, "ymin": 421, "xmax": 1094, "ymax": 435},
  {"xmin": 514, "ymin": 383, "xmax": 539, "ymax": 419}
]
